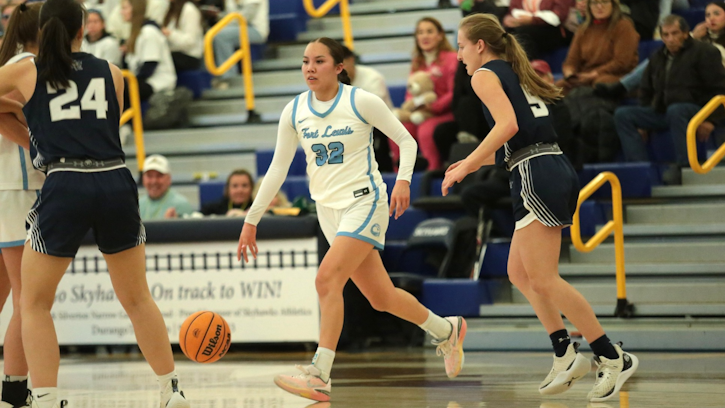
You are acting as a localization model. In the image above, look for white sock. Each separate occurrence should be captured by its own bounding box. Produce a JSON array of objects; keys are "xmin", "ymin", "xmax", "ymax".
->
[
  {"xmin": 33, "ymin": 387, "xmax": 57, "ymax": 408},
  {"xmin": 157, "ymin": 370, "xmax": 178, "ymax": 392},
  {"xmin": 4, "ymin": 375, "xmax": 28, "ymax": 382},
  {"xmin": 311, "ymin": 347, "xmax": 335, "ymax": 382},
  {"xmin": 418, "ymin": 310, "xmax": 452, "ymax": 341}
]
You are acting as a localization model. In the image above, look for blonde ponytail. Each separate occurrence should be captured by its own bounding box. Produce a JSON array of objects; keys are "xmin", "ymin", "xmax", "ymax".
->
[{"xmin": 460, "ymin": 14, "xmax": 562, "ymax": 104}]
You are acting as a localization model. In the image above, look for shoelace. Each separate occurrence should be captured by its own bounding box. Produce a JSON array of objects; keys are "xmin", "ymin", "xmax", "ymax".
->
[{"xmin": 435, "ymin": 339, "xmax": 453, "ymax": 358}]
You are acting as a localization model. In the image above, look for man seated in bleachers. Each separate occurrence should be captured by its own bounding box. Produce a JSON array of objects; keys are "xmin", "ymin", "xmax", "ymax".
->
[
  {"xmin": 341, "ymin": 45, "xmax": 394, "ymax": 172},
  {"xmin": 139, "ymin": 155, "xmax": 195, "ymax": 220},
  {"xmin": 614, "ymin": 15, "xmax": 725, "ymax": 184}
]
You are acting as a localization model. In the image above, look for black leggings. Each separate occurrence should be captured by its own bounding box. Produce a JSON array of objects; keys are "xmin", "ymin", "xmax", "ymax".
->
[
  {"xmin": 172, "ymin": 52, "xmax": 201, "ymax": 73},
  {"xmin": 123, "ymin": 78, "xmax": 154, "ymax": 110}
]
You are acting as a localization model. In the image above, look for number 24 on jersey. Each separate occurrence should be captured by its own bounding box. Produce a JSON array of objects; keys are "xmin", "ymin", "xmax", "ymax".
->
[{"xmin": 48, "ymin": 78, "xmax": 108, "ymax": 122}]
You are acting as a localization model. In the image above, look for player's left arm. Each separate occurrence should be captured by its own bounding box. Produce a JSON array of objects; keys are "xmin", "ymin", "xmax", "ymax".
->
[
  {"xmin": 355, "ymin": 89, "xmax": 417, "ymax": 219},
  {"xmin": 442, "ymin": 70, "xmax": 517, "ymax": 195},
  {"xmin": 108, "ymin": 62, "xmax": 126, "ymax": 113}
]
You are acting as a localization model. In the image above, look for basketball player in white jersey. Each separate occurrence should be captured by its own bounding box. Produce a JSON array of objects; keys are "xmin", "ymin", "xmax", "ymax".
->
[
  {"xmin": 237, "ymin": 37, "xmax": 467, "ymax": 402},
  {"xmin": 0, "ymin": 4, "xmax": 44, "ymax": 407}
]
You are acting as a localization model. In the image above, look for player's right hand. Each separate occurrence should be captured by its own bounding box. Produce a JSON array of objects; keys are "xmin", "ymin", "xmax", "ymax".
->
[{"xmin": 237, "ymin": 222, "xmax": 258, "ymax": 263}]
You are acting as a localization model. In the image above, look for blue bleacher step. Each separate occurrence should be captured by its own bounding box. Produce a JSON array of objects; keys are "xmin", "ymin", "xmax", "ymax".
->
[{"xmin": 422, "ymin": 279, "xmax": 501, "ymax": 317}]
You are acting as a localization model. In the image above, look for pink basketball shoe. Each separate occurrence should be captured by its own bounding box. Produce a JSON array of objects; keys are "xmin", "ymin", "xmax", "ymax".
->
[
  {"xmin": 433, "ymin": 316, "xmax": 467, "ymax": 378},
  {"xmin": 274, "ymin": 365, "xmax": 331, "ymax": 402}
]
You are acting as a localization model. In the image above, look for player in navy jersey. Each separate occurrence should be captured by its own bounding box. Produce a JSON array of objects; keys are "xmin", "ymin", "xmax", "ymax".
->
[
  {"xmin": 0, "ymin": 1, "xmax": 189, "ymax": 407},
  {"xmin": 442, "ymin": 14, "xmax": 639, "ymax": 402}
]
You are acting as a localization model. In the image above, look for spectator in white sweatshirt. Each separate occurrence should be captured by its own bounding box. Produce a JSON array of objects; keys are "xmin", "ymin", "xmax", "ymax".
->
[
  {"xmin": 82, "ymin": 9, "xmax": 123, "ymax": 66},
  {"xmin": 161, "ymin": 0, "xmax": 204, "ymax": 72},
  {"xmin": 107, "ymin": 0, "xmax": 168, "ymax": 39},
  {"xmin": 211, "ymin": 0, "xmax": 268, "ymax": 87}
]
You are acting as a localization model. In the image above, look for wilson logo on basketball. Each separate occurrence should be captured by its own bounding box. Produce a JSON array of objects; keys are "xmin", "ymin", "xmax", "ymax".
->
[{"xmin": 202, "ymin": 324, "xmax": 223, "ymax": 356}]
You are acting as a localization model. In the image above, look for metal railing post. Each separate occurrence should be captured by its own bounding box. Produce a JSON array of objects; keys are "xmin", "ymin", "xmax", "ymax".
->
[
  {"xmin": 204, "ymin": 12, "xmax": 259, "ymax": 122},
  {"xmin": 570, "ymin": 171, "xmax": 634, "ymax": 317},
  {"xmin": 302, "ymin": 0, "xmax": 355, "ymax": 50},
  {"xmin": 120, "ymin": 70, "xmax": 145, "ymax": 174},
  {"xmin": 686, "ymin": 95, "xmax": 725, "ymax": 174}
]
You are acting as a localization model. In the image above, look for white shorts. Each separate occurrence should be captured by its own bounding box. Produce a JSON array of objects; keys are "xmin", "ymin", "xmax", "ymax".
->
[
  {"xmin": 0, "ymin": 190, "xmax": 38, "ymax": 248},
  {"xmin": 317, "ymin": 187, "xmax": 389, "ymax": 250}
]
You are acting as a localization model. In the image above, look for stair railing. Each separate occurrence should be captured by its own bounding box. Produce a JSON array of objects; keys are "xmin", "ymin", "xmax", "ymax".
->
[
  {"xmin": 570, "ymin": 172, "xmax": 633, "ymax": 317},
  {"xmin": 120, "ymin": 70, "xmax": 145, "ymax": 173},
  {"xmin": 302, "ymin": 0, "xmax": 354, "ymax": 50},
  {"xmin": 687, "ymin": 95, "xmax": 725, "ymax": 174},
  {"xmin": 204, "ymin": 12, "xmax": 258, "ymax": 122}
]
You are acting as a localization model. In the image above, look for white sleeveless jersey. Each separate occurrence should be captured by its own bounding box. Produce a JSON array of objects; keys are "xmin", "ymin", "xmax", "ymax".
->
[
  {"xmin": 291, "ymin": 83, "xmax": 384, "ymax": 209},
  {"xmin": 0, "ymin": 52, "xmax": 45, "ymax": 191}
]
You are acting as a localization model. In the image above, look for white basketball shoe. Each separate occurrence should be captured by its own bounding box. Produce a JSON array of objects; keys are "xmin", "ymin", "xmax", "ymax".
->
[
  {"xmin": 588, "ymin": 343, "xmax": 639, "ymax": 402},
  {"xmin": 160, "ymin": 378, "xmax": 190, "ymax": 408},
  {"xmin": 539, "ymin": 342, "xmax": 591, "ymax": 395}
]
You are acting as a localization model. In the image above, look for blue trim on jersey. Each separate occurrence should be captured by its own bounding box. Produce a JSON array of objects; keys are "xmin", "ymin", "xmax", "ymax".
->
[
  {"xmin": 336, "ymin": 232, "xmax": 383, "ymax": 250},
  {"xmin": 0, "ymin": 239, "xmax": 26, "ymax": 249},
  {"xmin": 350, "ymin": 87, "xmax": 368, "ymax": 124},
  {"xmin": 353, "ymin": 129, "xmax": 379, "ymax": 235},
  {"xmin": 308, "ymin": 82, "xmax": 343, "ymax": 118},
  {"xmin": 291, "ymin": 94, "xmax": 301, "ymax": 131},
  {"xmin": 18, "ymin": 146, "xmax": 28, "ymax": 190}
]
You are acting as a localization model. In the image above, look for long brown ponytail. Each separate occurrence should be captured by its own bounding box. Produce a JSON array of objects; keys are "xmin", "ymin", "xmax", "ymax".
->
[
  {"xmin": 0, "ymin": 3, "xmax": 41, "ymax": 66},
  {"xmin": 459, "ymin": 13, "xmax": 562, "ymax": 104}
]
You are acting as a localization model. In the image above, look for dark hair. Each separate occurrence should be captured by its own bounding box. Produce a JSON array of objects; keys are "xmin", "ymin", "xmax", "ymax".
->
[
  {"xmin": 705, "ymin": 2, "xmax": 725, "ymax": 48},
  {"xmin": 0, "ymin": 3, "xmax": 41, "ymax": 66},
  {"xmin": 579, "ymin": 0, "xmax": 626, "ymax": 33},
  {"xmin": 412, "ymin": 17, "xmax": 455, "ymax": 71},
  {"xmin": 163, "ymin": 0, "xmax": 201, "ymax": 29},
  {"xmin": 224, "ymin": 169, "xmax": 255, "ymax": 203},
  {"xmin": 126, "ymin": 0, "xmax": 147, "ymax": 54},
  {"xmin": 87, "ymin": 8, "xmax": 105, "ymax": 22},
  {"xmin": 660, "ymin": 14, "xmax": 689, "ymax": 33},
  {"xmin": 340, "ymin": 44, "xmax": 358, "ymax": 62},
  {"xmin": 37, "ymin": 0, "xmax": 85, "ymax": 89},
  {"xmin": 459, "ymin": 13, "xmax": 562, "ymax": 103},
  {"xmin": 311, "ymin": 37, "xmax": 351, "ymax": 85}
]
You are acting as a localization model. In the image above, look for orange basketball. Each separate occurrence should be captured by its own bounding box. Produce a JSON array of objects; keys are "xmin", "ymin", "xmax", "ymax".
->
[{"xmin": 179, "ymin": 311, "xmax": 231, "ymax": 363}]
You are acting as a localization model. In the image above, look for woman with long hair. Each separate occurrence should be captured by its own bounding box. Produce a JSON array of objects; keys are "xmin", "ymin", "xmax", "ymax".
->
[
  {"xmin": 394, "ymin": 17, "xmax": 458, "ymax": 170},
  {"xmin": 0, "ymin": 4, "xmax": 44, "ymax": 407},
  {"xmin": 121, "ymin": 0, "xmax": 176, "ymax": 103},
  {"xmin": 201, "ymin": 169, "xmax": 255, "ymax": 216},
  {"xmin": 237, "ymin": 37, "xmax": 466, "ymax": 402},
  {"xmin": 161, "ymin": 0, "xmax": 203, "ymax": 72},
  {"xmin": 443, "ymin": 13, "xmax": 639, "ymax": 402},
  {"xmin": 0, "ymin": 0, "xmax": 189, "ymax": 407}
]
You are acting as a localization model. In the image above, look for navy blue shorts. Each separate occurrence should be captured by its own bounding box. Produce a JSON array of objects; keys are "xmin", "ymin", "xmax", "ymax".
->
[
  {"xmin": 26, "ymin": 168, "xmax": 146, "ymax": 257},
  {"xmin": 510, "ymin": 154, "xmax": 579, "ymax": 230}
]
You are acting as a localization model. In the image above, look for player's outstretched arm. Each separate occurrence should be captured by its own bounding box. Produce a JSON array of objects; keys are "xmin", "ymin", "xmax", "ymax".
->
[
  {"xmin": 0, "ymin": 112, "xmax": 29, "ymax": 149},
  {"xmin": 442, "ymin": 70, "xmax": 516, "ymax": 196}
]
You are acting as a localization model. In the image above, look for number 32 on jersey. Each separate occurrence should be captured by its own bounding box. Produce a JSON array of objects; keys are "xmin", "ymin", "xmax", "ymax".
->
[
  {"xmin": 48, "ymin": 78, "xmax": 108, "ymax": 122},
  {"xmin": 311, "ymin": 142, "xmax": 344, "ymax": 166}
]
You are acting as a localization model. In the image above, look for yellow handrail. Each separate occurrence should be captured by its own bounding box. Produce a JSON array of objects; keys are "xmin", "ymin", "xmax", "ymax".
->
[
  {"xmin": 687, "ymin": 95, "xmax": 725, "ymax": 174},
  {"xmin": 302, "ymin": 0, "xmax": 354, "ymax": 50},
  {"xmin": 570, "ymin": 171, "xmax": 633, "ymax": 317},
  {"xmin": 120, "ymin": 70, "xmax": 145, "ymax": 173},
  {"xmin": 204, "ymin": 12, "xmax": 255, "ymax": 113}
]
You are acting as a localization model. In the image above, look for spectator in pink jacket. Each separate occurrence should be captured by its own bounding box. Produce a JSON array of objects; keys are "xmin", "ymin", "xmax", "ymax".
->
[
  {"xmin": 395, "ymin": 17, "xmax": 458, "ymax": 170},
  {"xmin": 503, "ymin": 0, "xmax": 575, "ymax": 59}
]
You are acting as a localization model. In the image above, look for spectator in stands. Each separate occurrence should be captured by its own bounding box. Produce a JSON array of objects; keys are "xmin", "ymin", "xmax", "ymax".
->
[
  {"xmin": 614, "ymin": 15, "xmax": 725, "ymax": 183},
  {"xmin": 252, "ymin": 176, "xmax": 291, "ymax": 212},
  {"xmin": 341, "ymin": 45, "xmax": 394, "ymax": 172},
  {"xmin": 598, "ymin": 1, "xmax": 725, "ymax": 98},
  {"xmin": 658, "ymin": 0, "xmax": 690, "ymax": 29},
  {"xmin": 502, "ymin": 0, "xmax": 574, "ymax": 59},
  {"xmin": 162, "ymin": 0, "xmax": 204, "ymax": 73},
  {"xmin": 107, "ymin": 0, "xmax": 167, "ymax": 40},
  {"xmin": 121, "ymin": 0, "xmax": 177, "ymax": 104},
  {"xmin": 139, "ymin": 155, "xmax": 195, "ymax": 220},
  {"xmin": 559, "ymin": 0, "xmax": 639, "ymax": 93},
  {"xmin": 82, "ymin": 0, "xmax": 120, "ymax": 19},
  {"xmin": 82, "ymin": 9, "xmax": 123, "ymax": 66},
  {"xmin": 211, "ymin": 0, "xmax": 268, "ymax": 89},
  {"xmin": 432, "ymin": 61, "xmax": 491, "ymax": 166},
  {"xmin": 460, "ymin": 0, "xmax": 508, "ymax": 20},
  {"xmin": 395, "ymin": 17, "xmax": 458, "ymax": 170},
  {"xmin": 201, "ymin": 169, "xmax": 255, "ymax": 216},
  {"xmin": 2, "ymin": 4, "xmax": 16, "ymax": 32}
]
